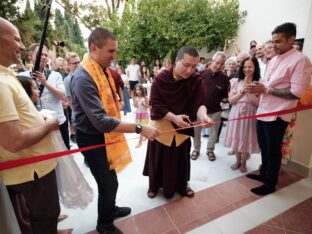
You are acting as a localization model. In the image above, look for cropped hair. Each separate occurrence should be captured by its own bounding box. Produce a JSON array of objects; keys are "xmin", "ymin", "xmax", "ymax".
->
[
  {"xmin": 65, "ymin": 52, "xmax": 79, "ymax": 63},
  {"xmin": 238, "ymin": 57, "xmax": 260, "ymax": 82},
  {"xmin": 176, "ymin": 46, "xmax": 199, "ymax": 60},
  {"xmin": 212, "ymin": 51, "xmax": 226, "ymax": 61},
  {"xmin": 88, "ymin": 28, "xmax": 116, "ymax": 50},
  {"xmin": 272, "ymin": 22, "xmax": 297, "ymax": 38}
]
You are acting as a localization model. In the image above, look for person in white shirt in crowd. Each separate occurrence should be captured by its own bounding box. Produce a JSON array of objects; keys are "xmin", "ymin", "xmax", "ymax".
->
[
  {"xmin": 196, "ymin": 57, "xmax": 206, "ymax": 72},
  {"xmin": 19, "ymin": 44, "xmax": 69, "ymax": 149},
  {"xmin": 126, "ymin": 55, "xmax": 140, "ymax": 98}
]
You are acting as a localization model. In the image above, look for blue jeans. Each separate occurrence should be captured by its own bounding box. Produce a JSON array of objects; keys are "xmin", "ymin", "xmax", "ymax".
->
[
  {"xmin": 76, "ymin": 131, "xmax": 118, "ymax": 227},
  {"xmin": 256, "ymin": 118, "xmax": 288, "ymax": 188}
]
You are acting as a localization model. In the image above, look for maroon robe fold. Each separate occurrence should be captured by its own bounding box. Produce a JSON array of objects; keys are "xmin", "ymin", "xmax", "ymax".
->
[{"xmin": 143, "ymin": 66, "xmax": 205, "ymax": 198}]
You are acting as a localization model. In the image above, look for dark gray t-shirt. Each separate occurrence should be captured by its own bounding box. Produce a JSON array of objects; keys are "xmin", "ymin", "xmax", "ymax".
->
[{"xmin": 70, "ymin": 66, "xmax": 120, "ymax": 135}]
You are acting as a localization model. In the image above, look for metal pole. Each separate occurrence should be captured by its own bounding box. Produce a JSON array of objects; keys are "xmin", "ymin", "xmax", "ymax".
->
[{"xmin": 33, "ymin": 0, "xmax": 52, "ymax": 72}]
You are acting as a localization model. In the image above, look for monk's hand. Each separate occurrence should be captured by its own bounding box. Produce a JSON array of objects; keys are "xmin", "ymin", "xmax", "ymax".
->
[
  {"xmin": 119, "ymin": 100, "xmax": 124, "ymax": 108},
  {"xmin": 141, "ymin": 125, "xmax": 159, "ymax": 141},
  {"xmin": 198, "ymin": 115, "xmax": 214, "ymax": 128},
  {"xmin": 173, "ymin": 114, "xmax": 191, "ymax": 128}
]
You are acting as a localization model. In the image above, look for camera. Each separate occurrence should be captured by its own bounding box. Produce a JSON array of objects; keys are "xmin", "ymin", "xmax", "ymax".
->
[{"xmin": 53, "ymin": 41, "xmax": 65, "ymax": 47}]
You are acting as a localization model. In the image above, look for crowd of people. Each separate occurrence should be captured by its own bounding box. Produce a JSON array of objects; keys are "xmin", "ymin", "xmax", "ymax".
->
[{"xmin": 1, "ymin": 16, "xmax": 311, "ymax": 234}]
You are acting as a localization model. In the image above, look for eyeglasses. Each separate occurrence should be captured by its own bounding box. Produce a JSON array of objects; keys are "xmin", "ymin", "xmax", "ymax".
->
[{"xmin": 69, "ymin": 61, "xmax": 80, "ymax": 65}]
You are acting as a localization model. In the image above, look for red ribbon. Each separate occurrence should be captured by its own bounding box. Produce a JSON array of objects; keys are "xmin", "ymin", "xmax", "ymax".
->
[{"xmin": 1, "ymin": 104, "xmax": 312, "ymax": 171}]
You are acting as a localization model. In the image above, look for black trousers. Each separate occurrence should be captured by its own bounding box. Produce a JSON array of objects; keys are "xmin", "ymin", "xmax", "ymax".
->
[
  {"xmin": 76, "ymin": 131, "xmax": 118, "ymax": 228},
  {"xmin": 59, "ymin": 120, "xmax": 70, "ymax": 150},
  {"xmin": 256, "ymin": 118, "xmax": 288, "ymax": 188},
  {"xmin": 7, "ymin": 170, "xmax": 60, "ymax": 234}
]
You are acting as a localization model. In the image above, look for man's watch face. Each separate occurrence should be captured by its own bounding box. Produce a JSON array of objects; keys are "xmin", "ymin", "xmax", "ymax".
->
[{"xmin": 136, "ymin": 124, "xmax": 142, "ymax": 134}]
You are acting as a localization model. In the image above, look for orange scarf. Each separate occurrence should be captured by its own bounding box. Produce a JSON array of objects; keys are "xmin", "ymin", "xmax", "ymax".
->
[{"xmin": 81, "ymin": 54, "xmax": 132, "ymax": 172}]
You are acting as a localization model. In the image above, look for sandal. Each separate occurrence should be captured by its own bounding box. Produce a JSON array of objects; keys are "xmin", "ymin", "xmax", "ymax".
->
[
  {"xmin": 191, "ymin": 150, "xmax": 200, "ymax": 160},
  {"xmin": 207, "ymin": 151, "xmax": 216, "ymax": 161},
  {"xmin": 185, "ymin": 187, "xmax": 195, "ymax": 198},
  {"xmin": 147, "ymin": 189, "xmax": 157, "ymax": 198}
]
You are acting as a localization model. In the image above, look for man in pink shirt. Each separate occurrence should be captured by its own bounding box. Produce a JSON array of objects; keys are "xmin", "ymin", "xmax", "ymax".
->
[{"xmin": 245, "ymin": 22, "xmax": 311, "ymax": 195}]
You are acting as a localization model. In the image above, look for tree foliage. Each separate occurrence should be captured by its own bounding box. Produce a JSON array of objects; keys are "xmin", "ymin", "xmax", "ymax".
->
[
  {"xmin": 15, "ymin": 0, "xmax": 42, "ymax": 46},
  {"xmin": 1, "ymin": 0, "xmax": 86, "ymax": 60},
  {"xmin": 0, "ymin": 0, "xmax": 20, "ymax": 22},
  {"xmin": 52, "ymin": 9, "xmax": 86, "ymax": 57},
  {"xmin": 2, "ymin": 0, "xmax": 245, "ymax": 67},
  {"xmin": 103, "ymin": 0, "xmax": 246, "ymax": 65}
]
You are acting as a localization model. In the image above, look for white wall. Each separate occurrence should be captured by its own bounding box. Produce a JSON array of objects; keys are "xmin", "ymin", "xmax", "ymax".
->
[
  {"xmin": 236, "ymin": 0, "xmax": 312, "ymax": 53},
  {"xmin": 302, "ymin": 0, "xmax": 312, "ymax": 59}
]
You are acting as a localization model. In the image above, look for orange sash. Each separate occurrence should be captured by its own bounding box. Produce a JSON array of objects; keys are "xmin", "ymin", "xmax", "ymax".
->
[{"xmin": 81, "ymin": 54, "xmax": 132, "ymax": 172}]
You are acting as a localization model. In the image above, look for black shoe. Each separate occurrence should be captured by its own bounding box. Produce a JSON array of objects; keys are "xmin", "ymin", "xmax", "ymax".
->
[
  {"xmin": 96, "ymin": 224, "xmax": 123, "ymax": 234},
  {"xmin": 113, "ymin": 206, "xmax": 131, "ymax": 219},
  {"xmin": 202, "ymin": 134, "xmax": 210, "ymax": 137},
  {"xmin": 70, "ymin": 134, "xmax": 77, "ymax": 143},
  {"xmin": 246, "ymin": 173, "xmax": 264, "ymax": 182},
  {"xmin": 251, "ymin": 185, "xmax": 276, "ymax": 196}
]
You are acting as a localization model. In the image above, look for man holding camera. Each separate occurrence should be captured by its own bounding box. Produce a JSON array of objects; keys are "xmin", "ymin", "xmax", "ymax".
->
[{"xmin": 19, "ymin": 43, "xmax": 70, "ymax": 150}]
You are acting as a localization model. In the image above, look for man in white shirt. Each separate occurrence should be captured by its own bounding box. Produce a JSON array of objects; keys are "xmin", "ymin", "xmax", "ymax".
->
[
  {"xmin": 126, "ymin": 55, "xmax": 140, "ymax": 98},
  {"xmin": 196, "ymin": 57, "xmax": 206, "ymax": 72},
  {"xmin": 19, "ymin": 44, "xmax": 69, "ymax": 149}
]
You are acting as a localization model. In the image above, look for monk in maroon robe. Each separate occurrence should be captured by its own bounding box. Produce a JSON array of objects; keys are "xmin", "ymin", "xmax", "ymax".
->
[{"xmin": 143, "ymin": 46, "xmax": 214, "ymax": 199}]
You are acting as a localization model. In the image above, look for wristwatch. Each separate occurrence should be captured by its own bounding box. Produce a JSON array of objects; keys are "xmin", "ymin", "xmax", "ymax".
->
[{"xmin": 135, "ymin": 124, "xmax": 142, "ymax": 134}]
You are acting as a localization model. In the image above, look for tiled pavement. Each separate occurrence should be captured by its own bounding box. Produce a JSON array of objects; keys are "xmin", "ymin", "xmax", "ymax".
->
[{"xmin": 58, "ymin": 113, "xmax": 311, "ymax": 233}]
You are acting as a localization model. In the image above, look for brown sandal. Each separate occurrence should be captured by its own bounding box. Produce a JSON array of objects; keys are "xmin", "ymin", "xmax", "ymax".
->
[
  {"xmin": 185, "ymin": 187, "xmax": 195, "ymax": 198},
  {"xmin": 191, "ymin": 150, "xmax": 200, "ymax": 160},
  {"xmin": 147, "ymin": 189, "xmax": 157, "ymax": 198},
  {"xmin": 207, "ymin": 152, "xmax": 216, "ymax": 161}
]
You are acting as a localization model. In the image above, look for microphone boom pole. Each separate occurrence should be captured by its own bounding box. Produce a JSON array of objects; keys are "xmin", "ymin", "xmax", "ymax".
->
[{"xmin": 33, "ymin": 0, "xmax": 52, "ymax": 73}]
